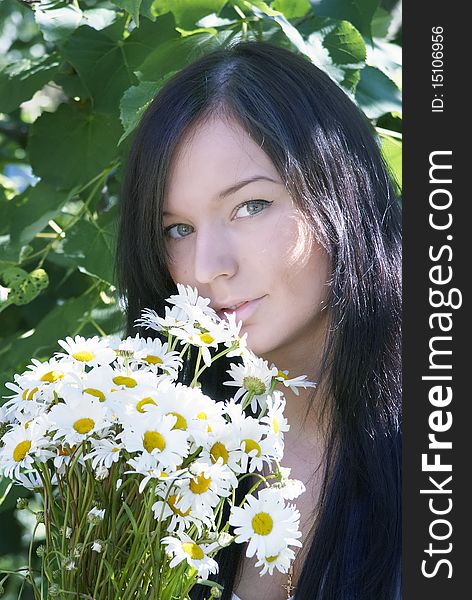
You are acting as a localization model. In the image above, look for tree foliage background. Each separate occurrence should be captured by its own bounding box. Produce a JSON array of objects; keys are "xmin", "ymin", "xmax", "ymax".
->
[{"xmin": 0, "ymin": 0, "xmax": 402, "ymax": 596}]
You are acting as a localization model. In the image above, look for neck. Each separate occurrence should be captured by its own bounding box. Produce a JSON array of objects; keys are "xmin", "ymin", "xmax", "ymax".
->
[{"xmin": 259, "ymin": 313, "xmax": 329, "ymax": 443}]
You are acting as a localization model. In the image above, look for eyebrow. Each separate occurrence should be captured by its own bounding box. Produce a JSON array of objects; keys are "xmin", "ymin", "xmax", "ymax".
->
[{"xmin": 163, "ymin": 175, "xmax": 281, "ymax": 216}]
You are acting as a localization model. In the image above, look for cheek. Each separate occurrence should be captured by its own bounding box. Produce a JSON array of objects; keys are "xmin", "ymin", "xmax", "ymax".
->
[{"xmin": 166, "ymin": 247, "xmax": 192, "ymax": 285}]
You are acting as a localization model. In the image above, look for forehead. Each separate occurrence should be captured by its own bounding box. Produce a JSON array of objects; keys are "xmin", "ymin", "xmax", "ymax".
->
[{"xmin": 163, "ymin": 116, "xmax": 280, "ymax": 207}]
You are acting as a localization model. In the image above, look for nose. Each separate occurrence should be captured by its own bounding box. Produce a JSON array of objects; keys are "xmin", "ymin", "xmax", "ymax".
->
[{"xmin": 193, "ymin": 225, "xmax": 238, "ymax": 284}]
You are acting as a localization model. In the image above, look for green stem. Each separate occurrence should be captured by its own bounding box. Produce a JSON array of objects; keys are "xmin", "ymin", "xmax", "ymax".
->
[{"xmin": 190, "ymin": 347, "xmax": 202, "ymax": 387}]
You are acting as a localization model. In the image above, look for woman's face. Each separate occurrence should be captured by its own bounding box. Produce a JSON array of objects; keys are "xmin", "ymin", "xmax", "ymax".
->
[{"xmin": 162, "ymin": 115, "xmax": 331, "ymax": 363}]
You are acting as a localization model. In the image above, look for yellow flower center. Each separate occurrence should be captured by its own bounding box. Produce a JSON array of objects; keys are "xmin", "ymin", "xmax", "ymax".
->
[
  {"xmin": 167, "ymin": 412, "xmax": 187, "ymax": 430},
  {"xmin": 144, "ymin": 354, "xmax": 163, "ymax": 365},
  {"xmin": 189, "ymin": 473, "xmax": 211, "ymax": 494},
  {"xmin": 73, "ymin": 418, "xmax": 95, "ymax": 434},
  {"xmin": 136, "ymin": 397, "xmax": 157, "ymax": 413},
  {"xmin": 266, "ymin": 554, "xmax": 279, "ymax": 563},
  {"xmin": 22, "ymin": 387, "xmax": 38, "ymax": 401},
  {"xmin": 143, "ymin": 431, "xmax": 166, "ymax": 453},
  {"xmin": 182, "ymin": 542, "xmax": 204, "ymax": 560},
  {"xmin": 84, "ymin": 388, "xmax": 105, "ymax": 402},
  {"xmin": 112, "ymin": 447, "xmax": 120, "ymax": 453},
  {"xmin": 272, "ymin": 418, "xmax": 280, "ymax": 434},
  {"xmin": 168, "ymin": 495, "xmax": 191, "ymax": 517},
  {"xmin": 277, "ymin": 370, "xmax": 289, "ymax": 380},
  {"xmin": 40, "ymin": 371, "xmax": 64, "ymax": 383},
  {"xmin": 13, "ymin": 440, "xmax": 31, "ymax": 462},
  {"xmin": 242, "ymin": 438, "xmax": 261, "ymax": 456},
  {"xmin": 199, "ymin": 333, "xmax": 214, "ymax": 344},
  {"xmin": 210, "ymin": 442, "xmax": 228, "ymax": 465},
  {"xmin": 112, "ymin": 376, "xmax": 138, "ymax": 388},
  {"xmin": 251, "ymin": 512, "xmax": 273, "ymax": 536},
  {"xmin": 72, "ymin": 351, "xmax": 95, "ymax": 362}
]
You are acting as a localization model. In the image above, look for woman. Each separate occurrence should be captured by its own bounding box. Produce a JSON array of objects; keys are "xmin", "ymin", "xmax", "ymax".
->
[{"xmin": 117, "ymin": 40, "xmax": 401, "ymax": 600}]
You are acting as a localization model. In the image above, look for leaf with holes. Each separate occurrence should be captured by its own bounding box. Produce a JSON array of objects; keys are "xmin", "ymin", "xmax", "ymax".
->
[{"xmin": 2, "ymin": 268, "xmax": 49, "ymax": 307}]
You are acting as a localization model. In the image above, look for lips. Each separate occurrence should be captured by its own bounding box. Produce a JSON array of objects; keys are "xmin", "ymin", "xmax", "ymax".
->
[{"xmin": 216, "ymin": 296, "xmax": 265, "ymax": 322}]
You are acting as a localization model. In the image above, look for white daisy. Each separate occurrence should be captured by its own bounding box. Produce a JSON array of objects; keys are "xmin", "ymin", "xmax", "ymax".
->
[
  {"xmin": 144, "ymin": 380, "xmax": 209, "ymax": 442},
  {"xmin": 254, "ymin": 545, "xmax": 296, "ymax": 575},
  {"xmin": 229, "ymin": 487, "xmax": 302, "ymax": 559},
  {"xmin": 152, "ymin": 489, "xmax": 213, "ymax": 535},
  {"xmin": 260, "ymin": 391, "xmax": 289, "ymax": 453},
  {"xmin": 161, "ymin": 531, "xmax": 219, "ymax": 580},
  {"xmin": 167, "ymin": 283, "xmax": 218, "ymax": 321},
  {"xmin": 135, "ymin": 305, "xmax": 187, "ymax": 334},
  {"xmin": 2, "ymin": 379, "xmax": 44, "ymax": 419},
  {"xmin": 120, "ymin": 410, "xmax": 189, "ymax": 471},
  {"xmin": 275, "ymin": 370, "xmax": 317, "ymax": 396},
  {"xmin": 84, "ymin": 438, "xmax": 123, "ymax": 470},
  {"xmin": 199, "ymin": 420, "xmax": 244, "ymax": 474},
  {"xmin": 224, "ymin": 355, "xmax": 278, "ymax": 412},
  {"xmin": 233, "ymin": 413, "xmax": 276, "ymax": 473},
  {"xmin": 272, "ymin": 466, "xmax": 306, "ymax": 501},
  {"xmin": 107, "ymin": 382, "xmax": 163, "ymax": 422},
  {"xmin": 174, "ymin": 461, "xmax": 237, "ymax": 515},
  {"xmin": 169, "ymin": 315, "xmax": 231, "ymax": 368},
  {"xmin": 47, "ymin": 394, "xmax": 110, "ymax": 445},
  {"xmin": 190, "ymin": 393, "xmax": 226, "ymax": 440},
  {"xmin": 9, "ymin": 357, "xmax": 77, "ymax": 406},
  {"xmin": 108, "ymin": 365, "xmax": 160, "ymax": 391},
  {"xmin": 15, "ymin": 470, "xmax": 48, "ymax": 491},
  {"xmin": 73, "ymin": 365, "xmax": 117, "ymax": 404},
  {"xmin": 220, "ymin": 311, "xmax": 249, "ymax": 359},
  {"xmin": 0, "ymin": 421, "xmax": 52, "ymax": 480},
  {"xmin": 121, "ymin": 335, "xmax": 183, "ymax": 377},
  {"xmin": 56, "ymin": 335, "xmax": 116, "ymax": 367},
  {"xmin": 21, "ymin": 356, "xmax": 74, "ymax": 387},
  {"xmin": 124, "ymin": 452, "xmax": 184, "ymax": 493}
]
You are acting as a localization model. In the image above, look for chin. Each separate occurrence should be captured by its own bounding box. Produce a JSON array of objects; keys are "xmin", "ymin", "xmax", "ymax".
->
[{"xmin": 242, "ymin": 326, "xmax": 276, "ymax": 359}]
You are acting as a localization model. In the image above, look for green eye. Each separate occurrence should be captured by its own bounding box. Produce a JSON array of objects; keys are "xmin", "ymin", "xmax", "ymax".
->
[
  {"xmin": 235, "ymin": 200, "xmax": 272, "ymax": 218},
  {"xmin": 165, "ymin": 223, "xmax": 194, "ymax": 239}
]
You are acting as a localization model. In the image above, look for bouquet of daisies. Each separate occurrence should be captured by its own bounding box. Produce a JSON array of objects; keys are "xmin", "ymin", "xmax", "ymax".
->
[{"xmin": 0, "ymin": 285, "xmax": 315, "ymax": 599}]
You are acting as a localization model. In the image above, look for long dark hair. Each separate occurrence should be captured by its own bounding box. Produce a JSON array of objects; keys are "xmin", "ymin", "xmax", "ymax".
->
[{"xmin": 116, "ymin": 40, "xmax": 401, "ymax": 600}]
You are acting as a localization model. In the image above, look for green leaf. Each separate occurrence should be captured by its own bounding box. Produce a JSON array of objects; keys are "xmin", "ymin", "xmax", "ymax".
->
[
  {"xmin": 355, "ymin": 65, "xmax": 401, "ymax": 118},
  {"xmin": 114, "ymin": 0, "xmax": 143, "ymax": 25},
  {"xmin": 82, "ymin": 7, "xmax": 118, "ymax": 30},
  {"xmin": 371, "ymin": 5, "xmax": 392, "ymax": 39},
  {"xmin": 136, "ymin": 31, "xmax": 221, "ymax": 82},
  {"xmin": 119, "ymin": 80, "xmax": 165, "ymax": 144},
  {"xmin": 62, "ymin": 211, "xmax": 117, "ymax": 284},
  {"xmin": 308, "ymin": 0, "xmax": 379, "ymax": 39},
  {"xmin": 323, "ymin": 20, "xmax": 365, "ymax": 65},
  {"xmin": 1, "ymin": 267, "xmax": 49, "ymax": 307},
  {"xmin": 8, "ymin": 182, "xmax": 71, "ymax": 251},
  {"xmin": 2, "ymin": 267, "xmax": 27, "ymax": 287},
  {"xmin": 379, "ymin": 133, "xmax": 402, "ymax": 192},
  {"xmin": 0, "ymin": 54, "xmax": 60, "ymax": 114},
  {"xmin": 33, "ymin": 2, "xmax": 83, "ymax": 43},
  {"xmin": 0, "ymin": 294, "xmax": 99, "ymax": 373},
  {"xmin": 60, "ymin": 23, "xmax": 136, "ymax": 114},
  {"xmin": 28, "ymin": 102, "xmax": 122, "ymax": 189},
  {"xmin": 298, "ymin": 15, "xmax": 365, "ymax": 94},
  {"xmin": 272, "ymin": 0, "xmax": 312, "ymax": 19},
  {"xmin": 153, "ymin": 0, "xmax": 227, "ymax": 29},
  {"xmin": 0, "ymin": 477, "xmax": 14, "ymax": 510},
  {"xmin": 60, "ymin": 15, "xmax": 177, "ymax": 114}
]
